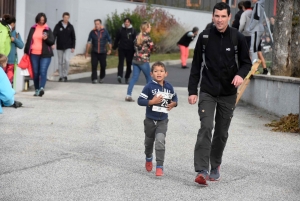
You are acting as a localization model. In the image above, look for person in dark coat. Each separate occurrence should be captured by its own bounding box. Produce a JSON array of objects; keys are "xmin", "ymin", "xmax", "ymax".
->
[
  {"xmin": 53, "ymin": 12, "xmax": 76, "ymax": 82},
  {"xmin": 232, "ymin": 1, "xmax": 244, "ymax": 30},
  {"xmin": 113, "ymin": 18, "xmax": 136, "ymax": 84}
]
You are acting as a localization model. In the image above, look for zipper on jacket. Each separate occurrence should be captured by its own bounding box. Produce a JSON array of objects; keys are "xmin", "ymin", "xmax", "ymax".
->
[{"xmin": 218, "ymin": 34, "xmax": 223, "ymax": 96}]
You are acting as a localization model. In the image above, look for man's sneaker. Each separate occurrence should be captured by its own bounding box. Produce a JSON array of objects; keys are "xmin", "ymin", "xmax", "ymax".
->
[
  {"xmin": 64, "ymin": 77, "xmax": 68, "ymax": 82},
  {"xmin": 92, "ymin": 79, "xmax": 98, "ymax": 84},
  {"xmin": 156, "ymin": 166, "xmax": 163, "ymax": 176},
  {"xmin": 58, "ymin": 77, "xmax": 63, "ymax": 82},
  {"xmin": 117, "ymin": 76, "xmax": 122, "ymax": 83},
  {"xmin": 99, "ymin": 79, "xmax": 104, "ymax": 83},
  {"xmin": 145, "ymin": 157, "xmax": 153, "ymax": 172},
  {"xmin": 125, "ymin": 78, "xmax": 129, "ymax": 84},
  {"xmin": 209, "ymin": 166, "xmax": 221, "ymax": 181},
  {"xmin": 195, "ymin": 170, "xmax": 209, "ymax": 186},
  {"xmin": 263, "ymin": 68, "xmax": 268, "ymax": 75},
  {"xmin": 33, "ymin": 89, "xmax": 39, "ymax": 96},
  {"xmin": 39, "ymin": 88, "xmax": 44, "ymax": 97},
  {"xmin": 125, "ymin": 96, "xmax": 135, "ymax": 102}
]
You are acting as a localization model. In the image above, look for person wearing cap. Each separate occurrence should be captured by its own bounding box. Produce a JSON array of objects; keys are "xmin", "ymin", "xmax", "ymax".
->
[{"xmin": 177, "ymin": 27, "xmax": 199, "ymax": 69}]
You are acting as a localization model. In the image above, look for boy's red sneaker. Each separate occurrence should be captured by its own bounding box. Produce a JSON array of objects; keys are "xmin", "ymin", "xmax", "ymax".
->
[
  {"xmin": 156, "ymin": 166, "xmax": 164, "ymax": 176},
  {"xmin": 195, "ymin": 170, "xmax": 209, "ymax": 187},
  {"xmin": 145, "ymin": 157, "xmax": 153, "ymax": 172}
]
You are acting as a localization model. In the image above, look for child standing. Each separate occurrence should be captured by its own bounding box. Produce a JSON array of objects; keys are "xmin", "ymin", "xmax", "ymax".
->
[{"xmin": 137, "ymin": 61, "xmax": 178, "ymax": 176}]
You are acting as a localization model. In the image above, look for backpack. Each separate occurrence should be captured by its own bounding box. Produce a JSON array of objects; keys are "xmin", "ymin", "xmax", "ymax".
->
[{"xmin": 201, "ymin": 27, "xmax": 239, "ymax": 70}]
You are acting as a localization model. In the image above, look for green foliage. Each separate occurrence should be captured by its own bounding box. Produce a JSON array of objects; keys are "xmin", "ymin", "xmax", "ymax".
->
[{"xmin": 105, "ymin": 4, "xmax": 186, "ymax": 53}]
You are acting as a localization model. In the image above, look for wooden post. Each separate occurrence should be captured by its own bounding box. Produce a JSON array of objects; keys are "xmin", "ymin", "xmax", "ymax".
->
[{"xmin": 236, "ymin": 59, "xmax": 261, "ymax": 105}]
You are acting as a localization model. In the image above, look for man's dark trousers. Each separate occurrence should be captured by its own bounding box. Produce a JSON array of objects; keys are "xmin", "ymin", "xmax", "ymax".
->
[
  {"xmin": 194, "ymin": 92, "xmax": 236, "ymax": 172},
  {"xmin": 91, "ymin": 51, "xmax": 106, "ymax": 81},
  {"xmin": 117, "ymin": 48, "xmax": 134, "ymax": 79}
]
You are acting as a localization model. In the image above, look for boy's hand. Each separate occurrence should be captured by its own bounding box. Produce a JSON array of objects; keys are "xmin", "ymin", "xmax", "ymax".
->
[
  {"xmin": 149, "ymin": 94, "xmax": 163, "ymax": 106},
  {"xmin": 167, "ymin": 101, "xmax": 177, "ymax": 111}
]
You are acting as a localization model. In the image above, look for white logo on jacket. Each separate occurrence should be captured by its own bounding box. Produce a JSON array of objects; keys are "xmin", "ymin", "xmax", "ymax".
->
[{"xmin": 226, "ymin": 48, "xmax": 231, "ymax": 51}]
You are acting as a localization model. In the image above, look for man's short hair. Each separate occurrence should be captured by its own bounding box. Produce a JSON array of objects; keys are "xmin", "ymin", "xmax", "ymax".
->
[
  {"xmin": 192, "ymin": 27, "xmax": 199, "ymax": 33},
  {"xmin": 213, "ymin": 2, "xmax": 231, "ymax": 16},
  {"xmin": 238, "ymin": 1, "xmax": 244, "ymax": 10},
  {"xmin": 94, "ymin": 19, "xmax": 102, "ymax": 24},
  {"xmin": 62, "ymin": 12, "xmax": 70, "ymax": 17},
  {"xmin": 124, "ymin": 17, "xmax": 131, "ymax": 23},
  {"xmin": 243, "ymin": 1, "xmax": 252, "ymax": 9},
  {"xmin": 35, "ymin": 13, "xmax": 47, "ymax": 24},
  {"xmin": 151, "ymin": 61, "xmax": 167, "ymax": 72}
]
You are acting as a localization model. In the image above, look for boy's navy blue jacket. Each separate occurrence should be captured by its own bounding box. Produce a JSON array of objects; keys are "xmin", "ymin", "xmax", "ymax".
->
[
  {"xmin": 138, "ymin": 80, "xmax": 178, "ymax": 121},
  {"xmin": 87, "ymin": 28, "xmax": 111, "ymax": 54}
]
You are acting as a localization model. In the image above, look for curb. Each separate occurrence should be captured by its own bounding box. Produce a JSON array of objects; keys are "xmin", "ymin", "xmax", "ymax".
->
[{"xmin": 48, "ymin": 58, "xmax": 192, "ymax": 81}]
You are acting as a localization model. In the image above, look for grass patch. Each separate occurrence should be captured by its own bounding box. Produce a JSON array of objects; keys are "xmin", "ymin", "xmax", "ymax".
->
[{"xmin": 265, "ymin": 114, "xmax": 300, "ymax": 133}]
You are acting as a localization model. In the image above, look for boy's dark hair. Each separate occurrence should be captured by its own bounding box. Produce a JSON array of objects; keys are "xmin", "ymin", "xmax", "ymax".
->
[
  {"xmin": 94, "ymin": 19, "xmax": 102, "ymax": 24},
  {"xmin": 2, "ymin": 14, "xmax": 15, "ymax": 24},
  {"xmin": 243, "ymin": 1, "xmax": 251, "ymax": 9},
  {"xmin": 238, "ymin": 1, "xmax": 244, "ymax": 10},
  {"xmin": 151, "ymin": 61, "xmax": 167, "ymax": 72},
  {"xmin": 62, "ymin": 12, "xmax": 70, "ymax": 17},
  {"xmin": 213, "ymin": 2, "xmax": 231, "ymax": 16},
  {"xmin": 124, "ymin": 17, "xmax": 131, "ymax": 23},
  {"xmin": 35, "ymin": 12, "xmax": 47, "ymax": 24}
]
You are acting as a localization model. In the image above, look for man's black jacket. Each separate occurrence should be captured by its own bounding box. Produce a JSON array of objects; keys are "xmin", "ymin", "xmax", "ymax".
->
[
  {"xmin": 53, "ymin": 20, "xmax": 76, "ymax": 50},
  {"xmin": 188, "ymin": 26, "xmax": 252, "ymax": 97},
  {"xmin": 113, "ymin": 25, "xmax": 136, "ymax": 50}
]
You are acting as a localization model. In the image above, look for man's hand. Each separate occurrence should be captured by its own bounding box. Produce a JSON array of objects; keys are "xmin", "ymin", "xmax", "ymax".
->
[
  {"xmin": 231, "ymin": 75, "xmax": 244, "ymax": 88},
  {"xmin": 188, "ymin": 95, "xmax": 198, "ymax": 105},
  {"xmin": 107, "ymin": 50, "xmax": 111, "ymax": 55},
  {"xmin": 11, "ymin": 37, "xmax": 15, "ymax": 42},
  {"xmin": 52, "ymin": 45, "xmax": 55, "ymax": 50},
  {"xmin": 167, "ymin": 101, "xmax": 177, "ymax": 111},
  {"xmin": 71, "ymin": 48, "xmax": 75, "ymax": 53},
  {"xmin": 149, "ymin": 94, "xmax": 163, "ymax": 106},
  {"xmin": 85, "ymin": 52, "xmax": 89, "ymax": 59}
]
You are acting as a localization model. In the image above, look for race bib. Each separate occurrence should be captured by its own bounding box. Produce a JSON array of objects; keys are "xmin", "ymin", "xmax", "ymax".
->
[{"xmin": 152, "ymin": 91, "xmax": 172, "ymax": 114}]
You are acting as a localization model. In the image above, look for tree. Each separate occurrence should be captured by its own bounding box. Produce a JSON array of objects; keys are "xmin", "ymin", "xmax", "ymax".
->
[
  {"xmin": 291, "ymin": 0, "xmax": 300, "ymax": 77},
  {"xmin": 272, "ymin": 0, "xmax": 294, "ymax": 76}
]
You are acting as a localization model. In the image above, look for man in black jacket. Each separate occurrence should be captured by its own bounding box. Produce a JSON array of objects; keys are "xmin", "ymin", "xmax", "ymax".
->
[
  {"xmin": 232, "ymin": 1, "xmax": 244, "ymax": 30},
  {"xmin": 113, "ymin": 18, "xmax": 136, "ymax": 84},
  {"xmin": 188, "ymin": 2, "xmax": 251, "ymax": 186},
  {"xmin": 53, "ymin": 12, "xmax": 76, "ymax": 82}
]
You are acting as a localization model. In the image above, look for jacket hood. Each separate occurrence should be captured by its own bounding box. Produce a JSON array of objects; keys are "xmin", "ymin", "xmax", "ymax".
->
[
  {"xmin": 122, "ymin": 24, "xmax": 133, "ymax": 29},
  {"xmin": 57, "ymin": 20, "xmax": 71, "ymax": 26},
  {"xmin": 257, "ymin": 0, "xmax": 265, "ymax": 6}
]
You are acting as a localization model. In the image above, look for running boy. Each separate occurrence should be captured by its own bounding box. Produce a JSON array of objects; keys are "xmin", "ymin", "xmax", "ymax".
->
[{"xmin": 137, "ymin": 61, "xmax": 178, "ymax": 177}]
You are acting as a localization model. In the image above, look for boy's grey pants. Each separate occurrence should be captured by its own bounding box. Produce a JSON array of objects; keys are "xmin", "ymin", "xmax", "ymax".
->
[
  {"xmin": 194, "ymin": 92, "xmax": 236, "ymax": 172},
  {"xmin": 57, "ymin": 49, "xmax": 71, "ymax": 77},
  {"xmin": 144, "ymin": 118, "xmax": 168, "ymax": 166}
]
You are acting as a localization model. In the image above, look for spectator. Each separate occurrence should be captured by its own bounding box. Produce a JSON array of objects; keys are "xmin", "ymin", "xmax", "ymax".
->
[
  {"xmin": 0, "ymin": 14, "xmax": 12, "ymax": 56},
  {"xmin": 232, "ymin": 1, "xmax": 244, "ymax": 30},
  {"xmin": 24, "ymin": 12, "xmax": 55, "ymax": 97},
  {"xmin": 113, "ymin": 18, "xmax": 136, "ymax": 84},
  {"xmin": 125, "ymin": 21, "xmax": 153, "ymax": 102},
  {"xmin": 53, "ymin": 12, "xmax": 76, "ymax": 82},
  {"xmin": 177, "ymin": 27, "xmax": 199, "ymax": 69},
  {"xmin": 4, "ymin": 15, "xmax": 24, "ymax": 84},
  {"xmin": 85, "ymin": 19, "xmax": 112, "ymax": 84},
  {"xmin": 239, "ymin": 1, "xmax": 252, "ymax": 50},
  {"xmin": 257, "ymin": 40, "xmax": 268, "ymax": 74},
  {"xmin": 270, "ymin": 16, "xmax": 275, "ymax": 34},
  {"xmin": 248, "ymin": 0, "xmax": 265, "ymax": 62}
]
